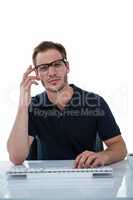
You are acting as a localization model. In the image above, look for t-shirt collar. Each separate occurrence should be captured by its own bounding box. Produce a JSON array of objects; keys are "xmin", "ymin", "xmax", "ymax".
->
[{"xmin": 43, "ymin": 84, "xmax": 79, "ymax": 109}]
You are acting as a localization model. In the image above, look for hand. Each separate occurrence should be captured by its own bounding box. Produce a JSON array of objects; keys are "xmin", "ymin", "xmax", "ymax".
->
[
  {"xmin": 19, "ymin": 65, "xmax": 39, "ymax": 108},
  {"xmin": 74, "ymin": 150, "xmax": 109, "ymax": 168}
]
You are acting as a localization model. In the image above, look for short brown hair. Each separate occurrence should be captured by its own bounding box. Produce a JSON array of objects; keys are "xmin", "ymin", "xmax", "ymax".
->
[{"xmin": 32, "ymin": 41, "xmax": 67, "ymax": 66}]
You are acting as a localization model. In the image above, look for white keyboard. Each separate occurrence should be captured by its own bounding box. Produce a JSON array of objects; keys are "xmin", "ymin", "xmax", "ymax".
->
[{"xmin": 7, "ymin": 166, "xmax": 113, "ymax": 178}]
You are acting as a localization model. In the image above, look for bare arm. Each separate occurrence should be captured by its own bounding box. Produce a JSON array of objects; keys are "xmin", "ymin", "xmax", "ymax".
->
[
  {"xmin": 74, "ymin": 135, "xmax": 127, "ymax": 168},
  {"xmin": 99, "ymin": 135, "xmax": 127, "ymax": 164},
  {"xmin": 7, "ymin": 66, "xmax": 38, "ymax": 165}
]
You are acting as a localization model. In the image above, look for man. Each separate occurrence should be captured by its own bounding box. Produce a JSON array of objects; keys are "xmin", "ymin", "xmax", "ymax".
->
[{"xmin": 7, "ymin": 41, "xmax": 127, "ymax": 168}]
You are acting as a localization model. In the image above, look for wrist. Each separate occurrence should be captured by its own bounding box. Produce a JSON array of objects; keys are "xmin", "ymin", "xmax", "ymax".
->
[
  {"xmin": 18, "ymin": 104, "xmax": 29, "ymax": 113},
  {"xmin": 97, "ymin": 151, "xmax": 110, "ymax": 165}
]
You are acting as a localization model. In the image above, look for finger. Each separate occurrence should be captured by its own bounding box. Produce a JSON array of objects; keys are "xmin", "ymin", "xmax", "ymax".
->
[
  {"xmin": 90, "ymin": 159, "xmax": 104, "ymax": 168},
  {"xmin": 25, "ymin": 80, "xmax": 39, "ymax": 91},
  {"xmin": 23, "ymin": 65, "xmax": 35, "ymax": 80},
  {"xmin": 22, "ymin": 76, "xmax": 38, "ymax": 87},
  {"xmin": 73, "ymin": 153, "xmax": 83, "ymax": 168},
  {"xmin": 84, "ymin": 155, "xmax": 97, "ymax": 168},
  {"xmin": 77, "ymin": 154, "xmax": 90, "ymax": 168},
  {"xmin": 23, "ymin": 65, "xmax": 32, "ymax": 77},
  {"xmin": 74, "ymin": 151, "xmax": 94, "ymax": 168}
]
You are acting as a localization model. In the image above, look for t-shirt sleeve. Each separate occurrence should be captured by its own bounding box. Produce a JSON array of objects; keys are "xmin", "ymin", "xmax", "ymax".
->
[
  {"xmin": 28, "ymin": 99, "xmax": 37, "ymax": 138},
  {"xmin": 97, "ymin": 96, "xmax": 121, "ymax": 141}
]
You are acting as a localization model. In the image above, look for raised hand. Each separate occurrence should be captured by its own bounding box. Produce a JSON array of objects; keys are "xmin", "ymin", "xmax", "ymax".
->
[{"xmin": 19, "ymin": 65, "xmax": 39, "ymax": 108}]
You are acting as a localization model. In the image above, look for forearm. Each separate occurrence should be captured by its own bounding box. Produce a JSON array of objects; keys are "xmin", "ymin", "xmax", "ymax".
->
[
  {"xmin": 7, "ymin": 106, "xmax": 30, "ymax": 164},
  {"xmin": 98, "ymin": 140, "xmax": 127, "ymax": 165}
]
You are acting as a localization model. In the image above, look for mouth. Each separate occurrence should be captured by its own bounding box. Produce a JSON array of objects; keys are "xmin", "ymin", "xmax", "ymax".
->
[{"xmin": 48, "ymin": 79, "xmax": 60, "ymax": 85}]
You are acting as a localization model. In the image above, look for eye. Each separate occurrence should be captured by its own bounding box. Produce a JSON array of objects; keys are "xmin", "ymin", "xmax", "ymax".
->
[
  {"xmin": 53, "ymin": 61, "xmax": 63, "ymax": 67},
  {"xmin": 39, "ymin": 65, "xmax": 49, "ymax": 71}
]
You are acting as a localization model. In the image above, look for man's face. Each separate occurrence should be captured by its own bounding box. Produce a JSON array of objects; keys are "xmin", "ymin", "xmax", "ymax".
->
[{"xmin": 35, "ymin": 49, "xmax": 69, "ymax": 92}]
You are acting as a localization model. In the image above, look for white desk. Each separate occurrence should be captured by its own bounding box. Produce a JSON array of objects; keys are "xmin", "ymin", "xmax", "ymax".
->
[{"xmin": 0, "ymin": 160, "xmax": 133, "ymax": 199}]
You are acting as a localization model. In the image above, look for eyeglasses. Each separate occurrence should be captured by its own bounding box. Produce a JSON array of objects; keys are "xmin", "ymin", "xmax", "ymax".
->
[{"xmin": 35, "ymin": 58, "xmax": 67, "ymax": 73}]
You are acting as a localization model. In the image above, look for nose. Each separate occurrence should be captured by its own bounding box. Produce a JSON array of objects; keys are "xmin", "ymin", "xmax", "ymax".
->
[{"xmin": 47, "ymin": 66, "xmax": 56, "ymax": 76}]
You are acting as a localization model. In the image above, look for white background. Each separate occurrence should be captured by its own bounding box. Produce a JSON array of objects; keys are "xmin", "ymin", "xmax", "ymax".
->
[{"xmin": 0, "ymin": 0, "xmax": 132, "ymax": 161}]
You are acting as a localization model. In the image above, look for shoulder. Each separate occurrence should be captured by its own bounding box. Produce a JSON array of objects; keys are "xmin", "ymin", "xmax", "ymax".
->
[
  {"xmin": 73, "ymin": 84, "xmax": 105, "ymax": 107},
  {"xmin": 73, "ymin": 84, "xmax": 100, "ymax": 98}
]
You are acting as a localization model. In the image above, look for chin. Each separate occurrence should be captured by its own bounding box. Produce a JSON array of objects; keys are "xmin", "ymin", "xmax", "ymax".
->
[
  {"xmin": 45, "ymin": 85, "xmax": 60, "ymax": 92},
  {"xmin": 46, "ymin": 83, "xmax": 66, "ymax": 92}
]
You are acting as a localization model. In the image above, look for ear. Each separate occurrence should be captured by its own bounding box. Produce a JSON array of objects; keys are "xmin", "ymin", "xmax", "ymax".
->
[{"xmin": 66, "ymin": 61, "xmax": 70, "ymax": 73}]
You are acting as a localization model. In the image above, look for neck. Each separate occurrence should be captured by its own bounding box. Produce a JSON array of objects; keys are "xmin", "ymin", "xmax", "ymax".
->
[{"xmin": 47, "ymin": 84, "xmax": 74, "ymax": 110}]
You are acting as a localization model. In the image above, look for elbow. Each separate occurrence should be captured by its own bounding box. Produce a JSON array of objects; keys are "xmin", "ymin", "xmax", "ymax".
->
[
  {"xmin": 7, "ymin": 141, "xmax": 29, "ymax": 165},
  {"xmin": 122, "ymin": 144, "xmax": 128, "ymax": 159},
  {"xmin": 120, "ymin": 141, "xmax": 128, "ymax": 161},
  {"xmin": 7, "ymin": 144, "xmax": 23, "ymax": 165},
  {"xmin": 9, "ymin": 155, "xmax": 25, "ymax": 165}
]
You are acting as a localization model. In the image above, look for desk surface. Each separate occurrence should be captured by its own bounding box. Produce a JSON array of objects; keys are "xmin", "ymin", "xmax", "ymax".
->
[{"xmin": 0, "ymin": 160, "xmax": 133, "ymax": 199}]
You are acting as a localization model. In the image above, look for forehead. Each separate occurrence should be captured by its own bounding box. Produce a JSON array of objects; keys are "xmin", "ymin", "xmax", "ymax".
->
[{"xmin": 36, "ymin": 49, "xmax": 62, "ymax": 65}]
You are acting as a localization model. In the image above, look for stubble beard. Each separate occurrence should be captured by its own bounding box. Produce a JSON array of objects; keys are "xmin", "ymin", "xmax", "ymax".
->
[{"xmin": 41, "ymin": 74, "xmax": 68, "ymax": 93}]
